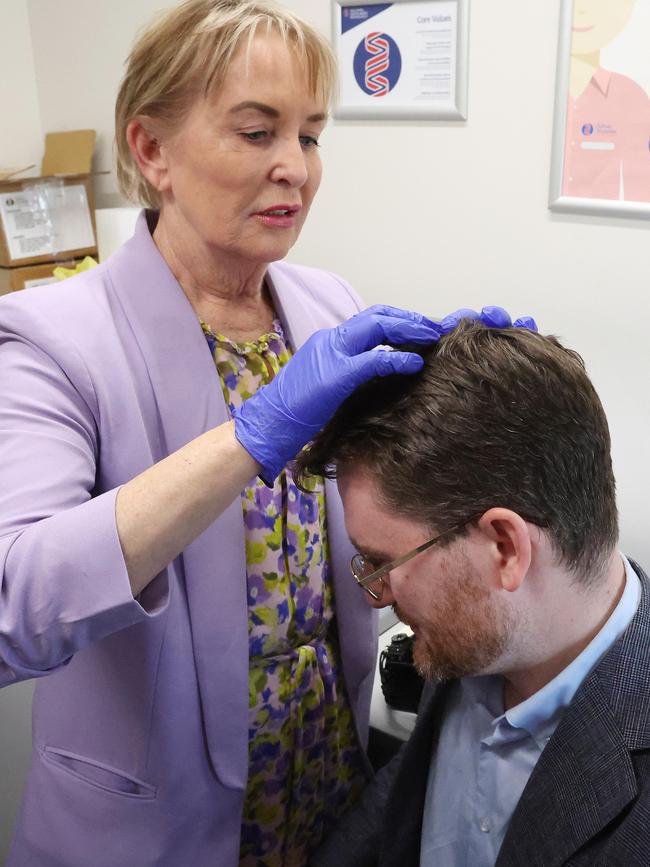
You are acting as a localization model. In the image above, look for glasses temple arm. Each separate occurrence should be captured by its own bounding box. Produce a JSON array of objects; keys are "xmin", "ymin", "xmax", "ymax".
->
[{"xmin": 356, "ymin": 535, "xmax": 439, "ymax": 588}]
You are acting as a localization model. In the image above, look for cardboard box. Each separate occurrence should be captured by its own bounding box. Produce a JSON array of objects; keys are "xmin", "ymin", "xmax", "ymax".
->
[
  {"xmin": 0, "ymin": 259, "xmax": 83, "ymax": 294},
  {"xmin": 0, "ymin": 164, "xmax": 36, "ymax": 182},
  {"xmin": 0, "ymin": 131, "xmax": 98, "ymax": 268}
]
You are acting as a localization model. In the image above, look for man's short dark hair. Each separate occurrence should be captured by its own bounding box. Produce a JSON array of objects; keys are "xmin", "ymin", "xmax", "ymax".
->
[{"xmin": 294, "ymin": 322, "xmax": 618, "ymax": 584}]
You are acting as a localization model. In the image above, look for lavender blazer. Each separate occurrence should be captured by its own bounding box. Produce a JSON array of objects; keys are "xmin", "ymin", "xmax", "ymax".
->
[{"xmin": 0, "ymin": 213, "xmax": 377, "ymax": 867}]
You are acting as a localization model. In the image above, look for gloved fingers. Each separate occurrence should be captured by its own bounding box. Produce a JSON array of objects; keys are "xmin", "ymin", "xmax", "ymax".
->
[
  {"xmin": 374, "ymin": 316, "xmax": 443, "ymax": 346},
  {"xmin": 440, "ymin": 307, "xmax": 538, "ymax": 334},
  {"xmin": 348, "ymin": 349, "xmax": 424, "ymax": 383},
  {"xmin": 361, "ymin": 304, "xmax": 439, "ymax": 330},
  {"xmin": 479, "ymin": 306, "xmax": 512, "ymax": 328},
  {"xmin": 513, "ymin": 315, "xmax": 538, "ymax": 332},
  {"xmin": 439, "ymin": 308, "xmax": 480, "ymax": 334},
  {"xmin": 337, "ymin": 310, "xmax": 442, "ymax": 355}
]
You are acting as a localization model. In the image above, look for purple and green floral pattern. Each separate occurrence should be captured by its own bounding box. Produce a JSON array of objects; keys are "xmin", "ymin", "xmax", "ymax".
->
[{"xmin": 202, "ymin": 318, "xmax": 366, "ymax": 866}]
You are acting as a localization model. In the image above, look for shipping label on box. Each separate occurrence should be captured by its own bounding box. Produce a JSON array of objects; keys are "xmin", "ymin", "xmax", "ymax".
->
[
  {"xmin": 0, "ymin": 182, "xmax": 95, "ymax": 261},
  {"xmin": 24, "ymin": 276, "xmax": 59, "ymax": 288}
]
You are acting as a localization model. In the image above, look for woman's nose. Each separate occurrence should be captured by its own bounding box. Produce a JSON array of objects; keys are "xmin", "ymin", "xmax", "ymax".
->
[{"xmin": 270, "ymin": 139, "xmax": 309, "ymax": 188}]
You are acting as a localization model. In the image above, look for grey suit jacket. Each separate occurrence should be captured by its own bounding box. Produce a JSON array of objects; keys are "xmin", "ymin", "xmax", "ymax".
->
[{"xmin": 313, "ymin": 560, "xmax": 650, "ymax": 867}]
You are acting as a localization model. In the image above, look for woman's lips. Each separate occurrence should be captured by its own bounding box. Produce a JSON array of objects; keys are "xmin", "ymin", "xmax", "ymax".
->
[
  {"xmin": 253, "ymin": 205, "xmax": 301, "ymax": 229},
  {"xmin": 572, "ymin": 25, "xmax": 595, "ymax": 32}
]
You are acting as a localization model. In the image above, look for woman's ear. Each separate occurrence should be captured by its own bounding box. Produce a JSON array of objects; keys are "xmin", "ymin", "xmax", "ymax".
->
[
  {"xmin": 477, "ymin": 508, "xmax": 532, "ymax": 593},
  {"xmin": 126, "ymin": 116, "xmax": 171, "ymax": 194}
]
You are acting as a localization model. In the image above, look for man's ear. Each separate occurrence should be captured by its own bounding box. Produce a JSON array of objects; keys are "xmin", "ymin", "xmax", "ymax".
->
[
  {"xmin": 477, "ymin": 508, "xmax": 531, "ymax": 593},
  {"xmin": 126, "ymin": 116, "xmax": 171, "ymax": 194}
]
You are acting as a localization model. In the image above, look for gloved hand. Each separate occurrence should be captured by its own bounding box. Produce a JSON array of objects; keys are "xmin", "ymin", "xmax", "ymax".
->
[
  {"xmin": 440, "ymin": 305, "xmax": 538, "ymax": 333},
  {"xmin": 233, "ymin": 305, "xmax": 442, "ymax": 484},
  {"xmin": 234, "ymin": 303, "xmax": 537, "ymax": 483}
]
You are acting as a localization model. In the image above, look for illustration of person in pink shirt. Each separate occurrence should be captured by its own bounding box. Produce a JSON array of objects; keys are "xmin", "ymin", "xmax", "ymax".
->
[{"xmin": 564, "ymin": 0, "xmax": 650, "ymax": 202}]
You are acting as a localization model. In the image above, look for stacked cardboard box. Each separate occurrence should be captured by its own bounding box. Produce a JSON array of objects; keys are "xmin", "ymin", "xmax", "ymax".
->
[{"xmin": 0, "ymin": 130, "xmax": 98, "ymax": 294}]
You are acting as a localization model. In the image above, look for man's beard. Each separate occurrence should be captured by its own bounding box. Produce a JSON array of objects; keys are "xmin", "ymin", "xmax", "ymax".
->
[{"xmin": 395, "ymin": 552, "xmax": 515, "ymax": 682}]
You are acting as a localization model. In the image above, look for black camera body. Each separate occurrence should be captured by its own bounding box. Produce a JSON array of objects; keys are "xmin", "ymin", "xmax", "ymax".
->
[{"xmin": 379, "ymin": 632, "xmax": 425, "ymax": 713}]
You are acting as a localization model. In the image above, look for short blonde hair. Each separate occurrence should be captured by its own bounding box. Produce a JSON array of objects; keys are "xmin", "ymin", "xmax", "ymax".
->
[{"xmin": 115, "ymin": 0, "xmax": 338, "ymax": 208}]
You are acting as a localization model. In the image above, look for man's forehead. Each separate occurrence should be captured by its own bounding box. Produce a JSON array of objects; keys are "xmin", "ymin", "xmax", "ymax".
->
[
  {"xmin": 337, "ymin": 466, "xmax": 431, "ymax": 552},
  {"xmin": 336, "ymin": 465, "xmax": 383, "ymax": 519},
  {"xmin": 337, "ymin": 463, "xmax": 375, "ymax": 498}
]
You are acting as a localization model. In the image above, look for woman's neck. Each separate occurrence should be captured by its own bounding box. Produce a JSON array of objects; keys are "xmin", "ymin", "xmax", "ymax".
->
[
  {"xmin": 153, "ymin": 212, "xmax": 275, "ymax": 342},
  {"xmin": 569, "ymin": 52, "xmax": 600, "ymax": 100}
]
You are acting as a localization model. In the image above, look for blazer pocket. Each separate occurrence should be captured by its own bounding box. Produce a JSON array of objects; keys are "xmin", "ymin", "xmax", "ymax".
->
[{"xmin": 41, "ymin": 746, "xmax": 157, "ymax": 800}]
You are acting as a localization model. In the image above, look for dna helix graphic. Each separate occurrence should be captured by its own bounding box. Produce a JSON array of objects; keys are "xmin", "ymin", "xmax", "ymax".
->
[{"xmin": 364, "ymin": 32, "xmax": 390, "ymax": 96}]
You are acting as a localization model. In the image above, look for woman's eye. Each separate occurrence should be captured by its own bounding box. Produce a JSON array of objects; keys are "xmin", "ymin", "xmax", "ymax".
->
[
  {"xmin": 299, "ymin": 135, "xmax": 320, "ymax": 149},
  {"xmin": 242, "ymin": 131, "xmax": 269, "ymax": 143}
]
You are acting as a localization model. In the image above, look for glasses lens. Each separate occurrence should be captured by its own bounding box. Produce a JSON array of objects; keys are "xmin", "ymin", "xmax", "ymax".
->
[
  {"xmin": 351, "ymin": 555, "xmax": 383, "ymax": 599},
  {"xmin": 364, "ymin": 578, "xmax": 383, "ymax": 599}
]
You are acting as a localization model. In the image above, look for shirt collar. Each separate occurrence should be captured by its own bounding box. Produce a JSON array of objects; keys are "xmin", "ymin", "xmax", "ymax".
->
[
  {"xmin": 501, "ymin": 555, "xmax": 640, "ymax": 748},
  {"xmin": 591, "ymin": 66, "xmax": 612, "ymax": 96}
]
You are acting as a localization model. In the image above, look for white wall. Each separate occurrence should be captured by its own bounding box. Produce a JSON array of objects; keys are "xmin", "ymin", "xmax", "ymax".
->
[
  {"xmin": 297, "ymin": 1, "xmax": 650, "ymax": 568},
  {"xmin": 1, "ymin": 0, "xmax": 650, "ymax": 857},
  {"xmin": 25, "ymin": 0, "xmax": 165, "ymax": 191},
  {"xmin": 0, "ymin": 0, "xmax": 42, "ymax": 171}
]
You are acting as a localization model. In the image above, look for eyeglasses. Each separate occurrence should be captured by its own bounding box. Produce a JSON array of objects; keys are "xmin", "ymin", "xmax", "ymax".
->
[{"xmin": 350, "ymin": 516, "xmax": 478, "ymax": 601}]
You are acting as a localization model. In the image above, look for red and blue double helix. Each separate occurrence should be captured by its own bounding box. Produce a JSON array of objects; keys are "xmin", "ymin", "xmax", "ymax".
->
[{"xmin": 364, "ymin": 31, "xmax": 390, "ymax": 97}]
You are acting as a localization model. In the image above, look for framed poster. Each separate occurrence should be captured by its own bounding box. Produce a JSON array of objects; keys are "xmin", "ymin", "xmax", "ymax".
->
[
  {"xmin": 332, "ymin": 0, "xmax": 469, "ymax": 120},
  {"xmin": 549, "ymin": 0, "xmax": 650, "ymax": 218}
]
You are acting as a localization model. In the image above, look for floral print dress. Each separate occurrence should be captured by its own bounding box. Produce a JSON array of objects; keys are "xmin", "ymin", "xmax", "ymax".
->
[{"xmin": 202, "ymin": 318, "xmax": 366, "ymax": 867}]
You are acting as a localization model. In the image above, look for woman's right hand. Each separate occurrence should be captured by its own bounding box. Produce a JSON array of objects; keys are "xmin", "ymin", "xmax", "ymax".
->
[
  {"xmin": 233, "ymin": 303, "xmax": 538, "ymax": 484},
  {"xmin": 233, "ymin": 305, "xmax": 442, "ymax": 484}
]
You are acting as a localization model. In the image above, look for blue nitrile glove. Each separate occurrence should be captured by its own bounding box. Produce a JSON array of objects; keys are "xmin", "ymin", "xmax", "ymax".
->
[
  {"xmin": 440, "ymin": 305, "xmax": 538, "ymax": 333},
  {"xmin": 233, "ymin": 305, "xmax": 443, "ymax": 484}
]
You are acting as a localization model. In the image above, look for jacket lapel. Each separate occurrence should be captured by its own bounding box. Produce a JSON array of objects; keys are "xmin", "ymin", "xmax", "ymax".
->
[
  {"xmin": 499, "ymin": 561, "xmax": 650, "ymax": 866},
  {"xmin": 266, "ymin": 261, "xmax": 324, "ymax": 350},
  {"xmin": 267, "ymin": 262, "xmax": 377, "ymax": 746},
  {"xmin": 107, "ymin": 213, "xmax": 250, "ymax": 788},
  {"xmin": 323, "ymin": 474, "xmax": 377, "ymax": 765},
  {"xmin": 497, "ymin": 680, "xmax": 637, "ymax": 866}
]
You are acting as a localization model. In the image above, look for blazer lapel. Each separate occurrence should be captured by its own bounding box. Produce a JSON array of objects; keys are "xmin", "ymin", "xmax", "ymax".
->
[
  {"xmin": 107, "ymin": 213, "xmax": 249, "ymax": 789},
  {"xmin": 267, "ymin": 262, "xmax": 377, "ymax": 743},
  {"xmin": 497, "ymin": 679, "xmax": 637, "ymax": 866},
  {"xmin": 265, "ymin": 260, "xmax": 332, "ymax": 349}
]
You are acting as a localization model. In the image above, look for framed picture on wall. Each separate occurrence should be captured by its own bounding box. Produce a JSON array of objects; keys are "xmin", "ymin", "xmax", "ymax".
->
[
  {"xmin": 331, "ymin": 0, "xmax": 470, "ymax": 120},
  {"xmin": 549, "ymin": 0, "xmax": 650, "ymax": 218}
]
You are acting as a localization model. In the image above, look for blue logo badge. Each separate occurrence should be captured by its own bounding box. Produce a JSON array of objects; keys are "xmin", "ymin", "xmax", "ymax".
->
[
  {"xmin": 353, "ymin": 31, "xmax": 402, "ymax": 97},
  {"xmin": 581, "ymin": 123, "xmax": 594, "ymax": 136}
]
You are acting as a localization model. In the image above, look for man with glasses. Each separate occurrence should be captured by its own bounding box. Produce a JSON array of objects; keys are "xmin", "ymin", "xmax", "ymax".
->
[{"xmin": 295, "ymin": 321, "xmax": 650, "ymax": 866}]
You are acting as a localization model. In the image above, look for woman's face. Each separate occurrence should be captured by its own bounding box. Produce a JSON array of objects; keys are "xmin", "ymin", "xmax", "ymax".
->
[
  {"xmin": 157, "ymin": 33, "xmax": 327, "ymax": 267},
  {"xmin": 571, "ymin": 0, "xmax": 635, "ymax": 57}
]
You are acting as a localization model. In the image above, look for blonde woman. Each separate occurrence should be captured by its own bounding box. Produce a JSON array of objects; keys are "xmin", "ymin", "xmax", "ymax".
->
[{"xmin": 0, "ymin": 1, "xmax": 526, "ymax": 864}]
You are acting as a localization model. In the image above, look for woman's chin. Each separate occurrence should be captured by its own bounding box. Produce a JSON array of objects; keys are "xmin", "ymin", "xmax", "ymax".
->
[{"xmin": 236, "ymin": 235, "xmax": 297, "ymax": 266}]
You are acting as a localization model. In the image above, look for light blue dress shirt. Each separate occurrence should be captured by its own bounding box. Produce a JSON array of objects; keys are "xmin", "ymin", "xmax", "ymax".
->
[{"xmin": 420, "ymin": 555, "xmax": 640, "ymax": 867}]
